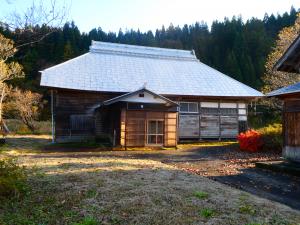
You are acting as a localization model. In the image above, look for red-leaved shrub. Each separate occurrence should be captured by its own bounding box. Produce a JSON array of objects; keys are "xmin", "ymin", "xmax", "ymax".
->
[{"xmin": 237, "ymin": 129, "xmax": 263, "ymax": 152}]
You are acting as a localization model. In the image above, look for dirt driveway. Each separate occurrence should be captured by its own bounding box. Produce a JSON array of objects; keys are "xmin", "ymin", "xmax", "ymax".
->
[
  {"xmin": 89, "ymin": 143, "xmax": 300, "ymax": 210},
  {"xmin": 4, "ymin": 136, "xmax": 300, "ymax": 211},
  {"xmin": 4, "ymin": 137, "xmax": 300, "ymax": 224}
]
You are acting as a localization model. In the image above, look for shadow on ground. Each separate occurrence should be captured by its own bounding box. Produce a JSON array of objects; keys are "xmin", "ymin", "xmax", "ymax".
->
[
  {"xmin": 4, "ymin": 136, "xmax": 51, "ymax": 151},
  {"xmin": 210, "ymin": 167, "xmax": 300, "ymax": 210},
  {"xmin": 3, "ymin": 137, "xmax": 299, "ymax": 211}
]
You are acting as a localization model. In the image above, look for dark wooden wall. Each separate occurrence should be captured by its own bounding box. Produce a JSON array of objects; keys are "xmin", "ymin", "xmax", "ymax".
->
[
  {"xmin": 53, "ymin": 89, "xmax": 119, "ymax": 142},
  {"xmin": 283, "ymin": 99, "xmax": 300, "ymax": 147},
  {"xmin": 52, "ymin": 88, "xmax": 252, "ymax": 144}
]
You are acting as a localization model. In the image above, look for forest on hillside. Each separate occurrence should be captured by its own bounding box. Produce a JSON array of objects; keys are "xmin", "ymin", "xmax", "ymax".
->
[
  {"xmin": 0, "ymin": 7, "xmax": 298, "ymax": 90},
  {"xmin": 0, "ymin": 6, "xmax": 299, "ymax": 123}
]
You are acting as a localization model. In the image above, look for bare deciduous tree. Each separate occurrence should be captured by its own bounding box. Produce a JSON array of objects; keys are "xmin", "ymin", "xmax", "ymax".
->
[
  {"xmin": 0, "ymin": 0, "xmax": 69, "ymax": 136},
  {"xmin": 11, "ymin": 89, "xmax": 43, "ymax": 132},
  {"xmin": 0, "ymin": 34, "xmax": 24, "ymax": 136},
  {"xmin": 262, "ymin": 13, "xmax": 300, "ymax": 93},
  {"xmin": 261, "ymin": 13, "xmax": 300, "ymax": 110}
]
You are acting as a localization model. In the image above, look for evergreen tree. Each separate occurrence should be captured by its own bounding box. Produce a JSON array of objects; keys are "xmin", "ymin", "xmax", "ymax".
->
[
  {"xmin": 0, "ymin": 7, "xmax": 299, "ymax": 93},
  {"xmin": 224, "ymin": 51, "xmax": 242, "ymax": 81},
  {"xmin": 63, "ymin": 41, "xmax": 74, "ymax": 60}
]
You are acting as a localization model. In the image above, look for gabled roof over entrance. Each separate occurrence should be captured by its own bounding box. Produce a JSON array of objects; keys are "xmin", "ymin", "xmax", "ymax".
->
[
  {"xmin": 103, "ymin": 88, "xmax": 178, "ymax": 106},
  {"xmin": 40, "ymin": 41, "xmax": 263, "ymax": 97}
]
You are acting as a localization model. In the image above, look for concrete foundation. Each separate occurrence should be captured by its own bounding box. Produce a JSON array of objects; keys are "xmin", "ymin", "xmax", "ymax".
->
[{"xmin": 283, "ymin": 146, "xmax": 300, "ymax": 163}]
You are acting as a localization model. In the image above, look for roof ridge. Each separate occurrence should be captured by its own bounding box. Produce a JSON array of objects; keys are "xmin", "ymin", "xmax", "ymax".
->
[
  {"xmin": 90, "ymin": 48, "xmax": 198, "ymax": 61},
  {"xmin": 90, "ymin": 41, "xmax": 198, "ymax": 61},
  {"xmin": 91, "ymin": 40, "xmax": 192, "ymax": 53}
]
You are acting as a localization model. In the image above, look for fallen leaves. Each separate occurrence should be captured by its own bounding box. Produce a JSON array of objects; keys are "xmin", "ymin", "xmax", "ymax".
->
[{"xmin": 171, "ymin": 148, "xmax": 281, "ymax": 177}]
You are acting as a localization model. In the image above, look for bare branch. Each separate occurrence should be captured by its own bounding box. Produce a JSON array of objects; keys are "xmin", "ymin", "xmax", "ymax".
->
[
  {"xmin": 1, "ymin": 0, "xmax": 71, "ymax": 31},
  {"xmin": 0, "ymin": 0, "xmax": 71, "ymax": 54},
  {"xmin": 14, "ymin": 29, "xmax": 57, "ymax": 50}
]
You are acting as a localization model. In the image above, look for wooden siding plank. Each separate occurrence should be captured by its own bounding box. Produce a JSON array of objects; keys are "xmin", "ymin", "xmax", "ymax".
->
[
  {"xmin": 200, "ymin": 115, "xmax": 220, "ymax": 137},
  {"xmin": 179, "ymin": 115, "xmax": 200, "ymax": 137},
  {"xmin": 220, "ymin": 116, "xmax": 238, "ymax": 137}
]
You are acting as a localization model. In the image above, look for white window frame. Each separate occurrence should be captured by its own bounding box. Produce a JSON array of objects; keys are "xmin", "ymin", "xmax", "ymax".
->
[
  {"xmin": 179, "ymin": 102, "xmax": 199, "ymax": 113},
  {"xmin": 146, "ymin": 119, "xmax": 164, "ymax": 145}
]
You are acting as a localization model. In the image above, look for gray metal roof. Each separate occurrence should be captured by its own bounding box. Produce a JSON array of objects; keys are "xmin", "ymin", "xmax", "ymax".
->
[
  {"xmin": 267, "ymin": 82, "xmax": 300, "ymax": 97},
  {"xmin": 40, "ymin": 41, "xmax": 263, "ymax": 97}
]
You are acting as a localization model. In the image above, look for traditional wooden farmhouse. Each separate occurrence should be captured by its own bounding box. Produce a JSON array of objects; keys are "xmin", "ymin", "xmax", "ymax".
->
[
  {"xmin": 40, "ymin": 41, "xmax": 263, "ymax": 147},
  {"xmin": 268, "ymin": 35, "xmax": 300, "ymax": 162}
]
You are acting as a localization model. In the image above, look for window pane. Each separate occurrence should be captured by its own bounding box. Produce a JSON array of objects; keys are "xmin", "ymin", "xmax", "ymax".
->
[
  {"xmin": 148, "ymin": 121, "xmax": 157, "ymax": 134},
  {"xmin": 188, "ymin": 103, "xmax": 198, "ymax": 112},
  {"xmin": 180, "ymin": 103, "xmax": 189, "ymax": 112},
  {"xmin": 157, "ymin": 121, "xmax": 163, "ymax": 134},
  {"xmin": 148, "ymin": 135, "xmax": 156, "ymax": 144},
  {"xmin": 238, "ymin": 109, "xmax": 246, "ymax": 115},
  {"xmin": 157, "ymin": 135, "xmax": 163, "ymax": 144},
  {"xmin": 220, "ymin": 108, "xmax": 237, "ymax": 115},
  {"xmin": 201, "ymin": 108, "xmax": 219, "ymax": 114}
]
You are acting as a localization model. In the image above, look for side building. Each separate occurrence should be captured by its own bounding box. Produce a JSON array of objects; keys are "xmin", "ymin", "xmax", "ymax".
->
[{"xmin": 268, "ymin": 35, "xmax": 300, "ymax": 162}]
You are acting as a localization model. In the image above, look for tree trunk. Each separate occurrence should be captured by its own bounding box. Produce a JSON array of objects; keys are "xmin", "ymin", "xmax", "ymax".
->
[
  {"xmin": 0, "ymin": 86, "xmax": 6, "ymax": 137},
  {"xmin": 0, "ymin": 86, "xmax": 5, "ymax": 123}
]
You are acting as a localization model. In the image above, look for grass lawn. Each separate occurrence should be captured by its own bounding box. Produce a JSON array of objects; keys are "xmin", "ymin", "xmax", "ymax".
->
[{"xmin": 0, "ymin": 136, "xmax": 300, "ymax": 225}]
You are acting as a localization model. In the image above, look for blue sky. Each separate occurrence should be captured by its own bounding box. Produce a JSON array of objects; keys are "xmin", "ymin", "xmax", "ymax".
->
[{"xmin": 1, "ymin": 0, "xmax": 300, "ymax": 33}]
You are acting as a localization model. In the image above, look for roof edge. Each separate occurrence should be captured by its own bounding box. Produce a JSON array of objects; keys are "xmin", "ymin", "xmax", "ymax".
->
[
  {"xmin": 103, "ymin": 88, "xmax": 179, "ymax": 106},
  {"xmin": 274, "ymin": 35, "xmax": 300, "ymax": 72},
  {"xmin": 266, "ymin": 82, "xmax": 300, "ymax": 97}
]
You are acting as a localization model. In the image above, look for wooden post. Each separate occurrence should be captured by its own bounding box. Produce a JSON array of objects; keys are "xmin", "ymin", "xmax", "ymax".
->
[
  {"xmin": 120, "ymin": 108, "xmax": 126, "ymax": 148},
  {"xmin": 236, "ymin": 102, "xmax": 239, "ymax": 134},
  {"xmin": 144, "ymin": 111, "xmax": 147, "ymax": 146},
  {"xmin": 218, "ymin": 101, "xmax": 221, "ymax": 141},
  {"xmin": 175, "ymin": 112, "xmax": 178, "ymax": 148},
  {"xmin": 198, "ymin": 101, "xmax": 202, "ymax": 141},
  {"xmin": 51, "ymin": 90, "xmax": 55, "ymax": 143}
]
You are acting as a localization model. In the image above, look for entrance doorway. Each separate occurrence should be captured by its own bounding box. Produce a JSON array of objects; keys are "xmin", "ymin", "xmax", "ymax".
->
[{"xmin": 147, "ymin": 120, "xmax": 164, "ymax": 145}]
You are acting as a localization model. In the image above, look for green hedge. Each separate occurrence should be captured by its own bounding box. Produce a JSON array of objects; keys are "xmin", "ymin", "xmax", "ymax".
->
[{"xmin": 258, "ymin": 123, "xmax": 282, "ymax": 151}]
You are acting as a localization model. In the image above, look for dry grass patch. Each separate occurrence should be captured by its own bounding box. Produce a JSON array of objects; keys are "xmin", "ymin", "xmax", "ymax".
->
[
  {"xmin": 177, "ymin": 141, "xmax": 238, "ymax": 150},
  {"xmin": 0, "ymin": 151, "xmax": 299, "ymax": 225},
  {"xmin": 1, "ymin": 135, "xmax": 51, "ymax": 153}
]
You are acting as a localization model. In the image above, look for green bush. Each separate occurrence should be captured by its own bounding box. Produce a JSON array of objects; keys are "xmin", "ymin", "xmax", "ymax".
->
[
  {"xmin": 258, "ymin": 123, "xmax": 282, "ymax": 151},
  {"xmin": 0, "ymin": 158, "xmax": 27, "ymax": 198}
]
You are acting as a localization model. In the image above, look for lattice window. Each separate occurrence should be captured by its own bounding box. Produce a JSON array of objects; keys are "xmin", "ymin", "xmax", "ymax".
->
[
  {"xmin": 179, "ymin": 102, "xmax": 198, "ymax": 113},
  {"xmin": 147, "ymin": 120, "xmax": 164, "ymax": 145},
  {"xmin": 70, "ymin": 115, "xmax": 95, "ymax": 131},
  {"xmin": 220, "ymin": 108, "xmax": 237, "ymax": 115},
  {"xmin": 201, "ymin": 107, "xmax": 219, "ymax": 115}
]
